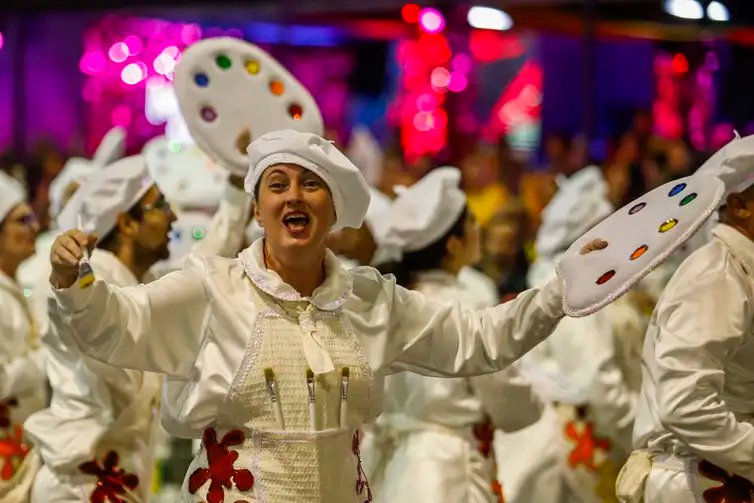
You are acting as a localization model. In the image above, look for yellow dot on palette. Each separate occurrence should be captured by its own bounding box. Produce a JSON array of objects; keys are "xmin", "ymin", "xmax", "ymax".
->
[
  {"xmin": 269, "ymin": 79, "xmax": 285, "ymax": 96},
  {"xmin": 658, "ymin": 218, "xmax": 678, "ymax": 233},
  {"xmin": 245, "ymin": 60, "xmax": 260, "ymax": 75}
]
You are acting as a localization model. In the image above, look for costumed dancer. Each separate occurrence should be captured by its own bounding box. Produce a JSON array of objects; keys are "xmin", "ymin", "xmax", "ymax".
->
[
  {"xmin": 617, "ymin": 134, "xmax": 754, "ymax": 502},
  {"xmin": 47, "ymin": 129, "xmax": 576, "ymax": 502},
  {"xmin": 361, "ymin": 167, "xmax": 543, "ymax": 503},
  {"xmin": 497, "ymin": 166, "xmax": 648, "ymax": 503},
  {"xmin": 0, "ymin": 171, "xmax": 45, "ymax": 502}
]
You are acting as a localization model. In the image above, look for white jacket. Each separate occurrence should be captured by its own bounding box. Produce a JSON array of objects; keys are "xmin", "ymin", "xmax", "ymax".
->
[
  {"xmin": 633, "ymin": 223, "xmax": 754, "ymax": 482},
  {"xmin": 363, "ymin": 269, "xmax": 542, "ymax": 502},
  {"xmin": 52, "ymin": 238, "xmax": 564, "ymax": 502}
]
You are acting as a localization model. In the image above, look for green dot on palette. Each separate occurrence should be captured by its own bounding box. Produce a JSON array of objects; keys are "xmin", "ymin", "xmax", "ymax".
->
[
  {"xmin": 680, "ymin": 193, "xmax": 697, "ymax": 206},
  {"xmin": 192, "ymin": 226, "xmax": 207, "ymax": 240},
  {"xmin": 216, "ymin": 54, "xmax": 232, "ymax": 70}
]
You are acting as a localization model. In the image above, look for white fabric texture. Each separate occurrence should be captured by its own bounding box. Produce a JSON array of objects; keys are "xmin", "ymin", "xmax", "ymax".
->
[
  {"xmin": 246, "ymin": 129, "xmax": 371, "ymax": 231},
  {"xmin": 26, "ymin": 249, "xmax": 161, "ymax": 502},
  {"xmin": 694, "ymin": 131, "xmax": 754, "ymax": 198},
  {"xmin": 51, "ymin": 237, "xmax": 565, "ymax": 501},
  {"xmin": 632, "ymin": 223, "xmax": 754, "ymax": 487},
  {"xmin": 0, "ymin": 170, "xmax": 26, "ymax": 224},
  {"xmin": 56, "ymin": 155, "xmax": 153, "ymax": 240},
  {"xmin": 362, "ymin": 269, "xmax": 542, "ymax": 503},
  {"xmin": 381, "ymin": 166, "xmax": 466, "ymax": 253}
]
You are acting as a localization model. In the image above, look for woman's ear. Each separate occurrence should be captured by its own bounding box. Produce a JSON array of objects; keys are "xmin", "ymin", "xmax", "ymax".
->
[
  {"xmin": 446, "ymin": 235, "xmax": 463, "ymax": 259},
  {"xmin": 116, "ymin": 212, "xmax": 139, "ymax": 238}
]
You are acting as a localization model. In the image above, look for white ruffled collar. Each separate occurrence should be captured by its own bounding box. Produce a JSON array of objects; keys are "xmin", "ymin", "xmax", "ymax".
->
[{"xmin": 239, "ymin": 238, "xmax": 352, "ymax": 311}]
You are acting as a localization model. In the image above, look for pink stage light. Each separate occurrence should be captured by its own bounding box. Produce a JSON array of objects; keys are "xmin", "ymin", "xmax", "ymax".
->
[
  {"xmin": 448, "ymin": 72, "xmax": 468, "ymax": 92},
  {"xmin": 124, "ymin": 35, "xmax": 142, "ymax": 56},
  {"xmin": 418, "ymin": 8, "xmax": 445, "ymax": 34},
  {"xmin": 121, "ymin": 62, "xmax": 147, "ymax": 85},
  {"xmin": 430, "ymin": 67, "xmax": 451, "ymax": 89},
  {"xmin": 79, "ymin": 51, "xmax": 106, "ymax": 74},
  {"xmin": 108, "ymin": 42, "xmax": 129, "ymax": 63},
  {"xmin": 452, "ymin": 54, "xmax": 472, "ymax": 74},
  {"xmin": 0, "ymin": 32, "xmax": 4, "ymax": 51},
  {"xmin": 111, "ymin": 105, "xmax": 133, "ymax": 127},
  {"xmin": 401, "ymin": 3, "xmax": 421, "ymax": 23}
]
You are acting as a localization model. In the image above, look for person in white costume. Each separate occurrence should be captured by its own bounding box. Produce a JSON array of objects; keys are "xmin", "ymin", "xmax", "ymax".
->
[
  {"xmin": 26, "ymin": 149, "xmax": 252, "ymax": 502},
  {"xmin": 361, "ymin": 167, "xmax": 543, "ymax": 503},
  {"xmin": 17, "ymin": 127, "xmax": 127, "ymax": 337},
  {"xmin": 46, "ymin": 129, "xmax": 615, "ymax": 503},
  {"xmin": 617, "ymin": 134, "xmax": 754, "ymax": 503},
  {"xmin": 0, "ymin": 171, "xmax": 45, "ymax": 502},
  {"xmin": 498, "ymin": 166, "xmax": 648, "ymax": 503}
]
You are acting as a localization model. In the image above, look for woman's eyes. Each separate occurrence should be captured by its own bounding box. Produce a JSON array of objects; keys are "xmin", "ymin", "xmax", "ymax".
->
[
  {"xmin": 268, "ymin": 180, "xmax": 321, "ymax": 190},
  {"xmin": 303, "ymin": 180, "xmax": 322, "ymax": 189},
  {"xmin": 269, "ymin": 182, "xmax": 286, "ymax": 190}
]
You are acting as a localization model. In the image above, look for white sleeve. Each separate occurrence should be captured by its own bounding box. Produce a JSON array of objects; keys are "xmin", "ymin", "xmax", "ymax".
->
[
  {"xmin": 470, "ymin": 365, "xmax": 544, "ymax": 432},
  {"xmin": 653, "ymin": 268, "xmax": 754, "ymax": 480},
  {"xmin": 52, "ymin": 256, "xmax": 211, "ymax": 376},
  {"xmin": 350, "ymin": 269, "xmax": 564, "ymax": 377},
  {"xmin": 191, "ymin": 182, "xmax": 251, "ymax": 258}
]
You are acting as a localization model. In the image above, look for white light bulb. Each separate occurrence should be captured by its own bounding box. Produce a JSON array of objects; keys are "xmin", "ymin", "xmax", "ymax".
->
[{"xmin": 467, "ymin": 6, "xmax": 513, "ymax": 31}]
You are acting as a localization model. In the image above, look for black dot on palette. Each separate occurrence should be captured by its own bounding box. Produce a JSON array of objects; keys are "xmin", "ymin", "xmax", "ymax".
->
[
  {"xmin": 668, "ymin": 183, "xmax": 686, "ymax": 197},
  {"xmin": 680, "ymin": 193, "xmax": 697, "ymax": 206},
  {"xmin": 215, "ymin": 54, "xmax": 232, "ymax": 70},
  {"xmin": 201, "ymin": 106, "xmax": 217, "ymax": 122},
  {"xmin": 596, "ymin": 270, "xmax": 615, "ymax": 285},
  {"xmin": 658, "ymin": 218, "xmax": 678, "ymax": 233},
  {"xmin": 288, "ymin": 103, "xmax": 303, "ymax": 120},
  {"xmin": 194, "ymin": 73, "xmax": 209, "ymax": 87},
  {"xmin": 629, "ymin": 202, "xmax": 646, "ymax": 215}
]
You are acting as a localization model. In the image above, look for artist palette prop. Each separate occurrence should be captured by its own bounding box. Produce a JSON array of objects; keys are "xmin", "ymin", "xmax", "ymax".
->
[
  {"xmin": 557, "ymin": 173, "xmax": 724, "ymax": 317},
  {"xmin": 174, "ymin": 37, "xmax": 324, "ymax": 177},
  {"xmin": 143, "ymin": 136, "xmax": 226, "ymax": 208}
]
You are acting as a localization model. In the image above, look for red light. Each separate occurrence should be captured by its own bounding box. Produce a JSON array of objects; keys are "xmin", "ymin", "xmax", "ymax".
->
[
  {"xmin": 672, "ymin": 53, "xmax": 688, "ymax": 74},
  {"xmin": 470, "ymin": 30, "xmax": 524, "ymax": 63},
  {"xmin": 401, "ymin": 4, "xmax": 421, "ymax": 23},
  {"xmin": 419, "ymin": 8, "xmax": 445, "ymax": 34}
]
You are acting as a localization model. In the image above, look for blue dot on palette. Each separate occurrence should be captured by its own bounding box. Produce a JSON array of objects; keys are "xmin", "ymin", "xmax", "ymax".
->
[
  {"xmin": 668, "ymin": 183, "xmax": 686, "ymax": 197},
  {"xmin": 194, "ymin": 73, "xmax": 209, "ymax": 87}
]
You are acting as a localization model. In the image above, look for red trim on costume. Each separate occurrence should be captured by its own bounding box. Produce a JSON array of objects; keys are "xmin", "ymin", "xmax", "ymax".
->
[
  {"xmin": 698, "ymin": 460, "xmax": 754, "ymax": 503},
  {"xmin": 188, "ymin": 428, "xmax": 254, "ymax": 503},
  {"xmin": 78, "ymin": 450, "xmax": 139, "ymax": 503}
]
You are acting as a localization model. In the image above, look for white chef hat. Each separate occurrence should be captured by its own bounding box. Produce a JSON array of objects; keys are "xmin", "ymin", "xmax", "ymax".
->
[
  {"xmin": 695, "ymin": 131, "xmax": 754, "ymax": 199},
  {"xmin": 245, "ymin": 129, "xmax": 371, "ymax": 231},
  {"xmin": 0, "ymin": 170, "xmax": 26, "ymax": 224},
  {"xmin": 346, "ymin": 125, "xmax": 384, "ymax": 187},
  {"xmin": 381, "ymin": 166, "xmax": 467, "ymax": 253},
  {"xmin": 92, "ymin": 126, "xmax": 127, "ymax": 167},
  {"xmin": 364, "ymin": 187, "xmax": 392, "ymax": 242},
  {"xmin": 535, "ymin": 165, "xmax": 614, "ymax": 260},
  {"xmin": 56, "ymin": 156, "xmax": 154, "ymax": 241},
  {"xmin": 48, "ymin": 158, "xmax": 97, "ymax": 218}
]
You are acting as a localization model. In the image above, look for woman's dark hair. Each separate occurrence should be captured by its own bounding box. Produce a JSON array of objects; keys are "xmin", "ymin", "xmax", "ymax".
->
[
  {"xmin": 97, "ymin": 202, "xmax": 144, "ymax": 252},
  {"xmin": 378, "ymin": 206, "xmax": 469, "ymax": 288}
]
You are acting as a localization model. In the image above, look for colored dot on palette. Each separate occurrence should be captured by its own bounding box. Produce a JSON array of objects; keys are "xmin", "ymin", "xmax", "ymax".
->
[
  {"xmin": 245, "ymin": 60, "xmax": 260, "ymax": 75},
  {"xmin": 216, "ymin": 54, "xmax": 232, "ymax": 70},
  {"xmin": 668, "ymin": 183, "xmax": 686, "ymax": 197},
  {"xmin": 630, "ymin": 245, "xmax": 648, "ymax": 260},
  {"xmin": 659, "ymin": 218, "xmax": 678, "ymax": 233},
  {"xmin": 288, "ymin": 103, "xmax": 303, "ymax": 120},
  {"xmin": 680, "ymin": 193, "xmax": 697, "ymax": 206},
  {"xmin": 596, "ymin": 270, "xmax": 616, "ymax": 285},
  {"xmin": 194, "ymin": 73, "xmax": 209, "ymax": 87},
  {"xmin": 201, "ymin": 106, "xmax": 217, "ymax": 122},
  {"xmin": 270, "ymin": 80, "xmax": 285, "ymax": 95},
  {"xmin": 192, "ymin": 226, "xmax": 206, "ymax": 240},
  {"xmin": 629, "ymin": 202, "xmax": 646, "ymax": 215}
]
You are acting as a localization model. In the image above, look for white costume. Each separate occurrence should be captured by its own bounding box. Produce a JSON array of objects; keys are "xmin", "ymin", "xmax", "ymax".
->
[
  {"xmin": 360, "ymin": 168, "xmax": 542, "ymax": 503},
  {"xmin": 0, "ymin": 172, "xmax": 45, "ymax": 502},
  {"xmin": 498, "ymin": 167, "xmax": 647, "ymax": 503},
  {"xmin": 26, "ymin": 156, "xmax": 250, "ymax": 502},
  {"xmin": 50, "ymin": 131, "xmax": 566, "ymax": 502},
  {"xmin": 623, "ymin": 224, "xmax": 754, "ymax": 502}
]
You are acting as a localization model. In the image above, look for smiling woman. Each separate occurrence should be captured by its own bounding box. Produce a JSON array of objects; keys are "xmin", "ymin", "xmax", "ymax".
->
[
  {"xmin": 48, "ymin": 129, "xmax": 571, "ymax": 503},
  {"xmin": 0, "ymin": 171, "xmax": 45, "ymax": 501}
]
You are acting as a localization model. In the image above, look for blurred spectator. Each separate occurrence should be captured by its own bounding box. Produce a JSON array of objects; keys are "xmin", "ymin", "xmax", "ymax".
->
[{"xmin": 461, "ymin": 140, "xmax": 511, "ymax": 227}]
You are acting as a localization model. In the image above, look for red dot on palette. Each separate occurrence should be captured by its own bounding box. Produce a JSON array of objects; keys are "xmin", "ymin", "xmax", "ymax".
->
[
  {"xmin": 288, "ymin": 103, "xmax": 303, "ymax": 120},
  {"xmin": 200, "ymin": 106, "xmax": 217, "ymax": 122},
  {"xmin": 596, "ymin": 270, "xmax": 615, "ymax": 285},
  {"xmin": 269, "ymin": 80, "xmax": 285, "ymax": 96},
  {"xmin": 630, "ymin": 245, "xmax": 648, "ymax": 260}
]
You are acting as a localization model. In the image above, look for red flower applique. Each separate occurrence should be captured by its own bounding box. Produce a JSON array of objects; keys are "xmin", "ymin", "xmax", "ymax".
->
[
  {"xmin": 0, "ymin": 424, "xmax": 29, "ymax": 481},
  {"xmin": 78, "ymin": 450, "xmax": 139, "ymax": 503},
  {"xmin": 698, "ymin": 460, "xmax": 754, "ymax": 503},
  {"xmin": 0, "ymin": 398, "xmax": 18, "ymax": 429},
  {"xmin": 352, "ymin": 430, "xmax": 373, "ymax": 503},
  {"xmin": 564, "ymin": 420, "xmax": 611, "ymax": 472},
  {"xmin": 188, "ymin": 428, "xmax": 254, "ymax": 503}
]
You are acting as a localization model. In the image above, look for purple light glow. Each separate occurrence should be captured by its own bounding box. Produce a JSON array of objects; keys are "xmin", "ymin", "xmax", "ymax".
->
[
  {"xmin": 79, "ymin": 51, "xmax": 106, "ymax": 74},
  {"xmin": 0, "ymin": 32, "xmax": 4, "ymax": 51},
  {"xmin": 418, "ymin": 8, "xmax": 445, "ymax": 34},
  {"xmin": 124, "ymin": 35, "xmax": 142, "ymax": 55}
]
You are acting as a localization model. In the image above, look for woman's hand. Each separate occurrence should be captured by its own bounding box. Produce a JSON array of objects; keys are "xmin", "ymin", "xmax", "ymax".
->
[{"xmin": 50, "ymin": 230, "xmax": 97, "ymax": 289}]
